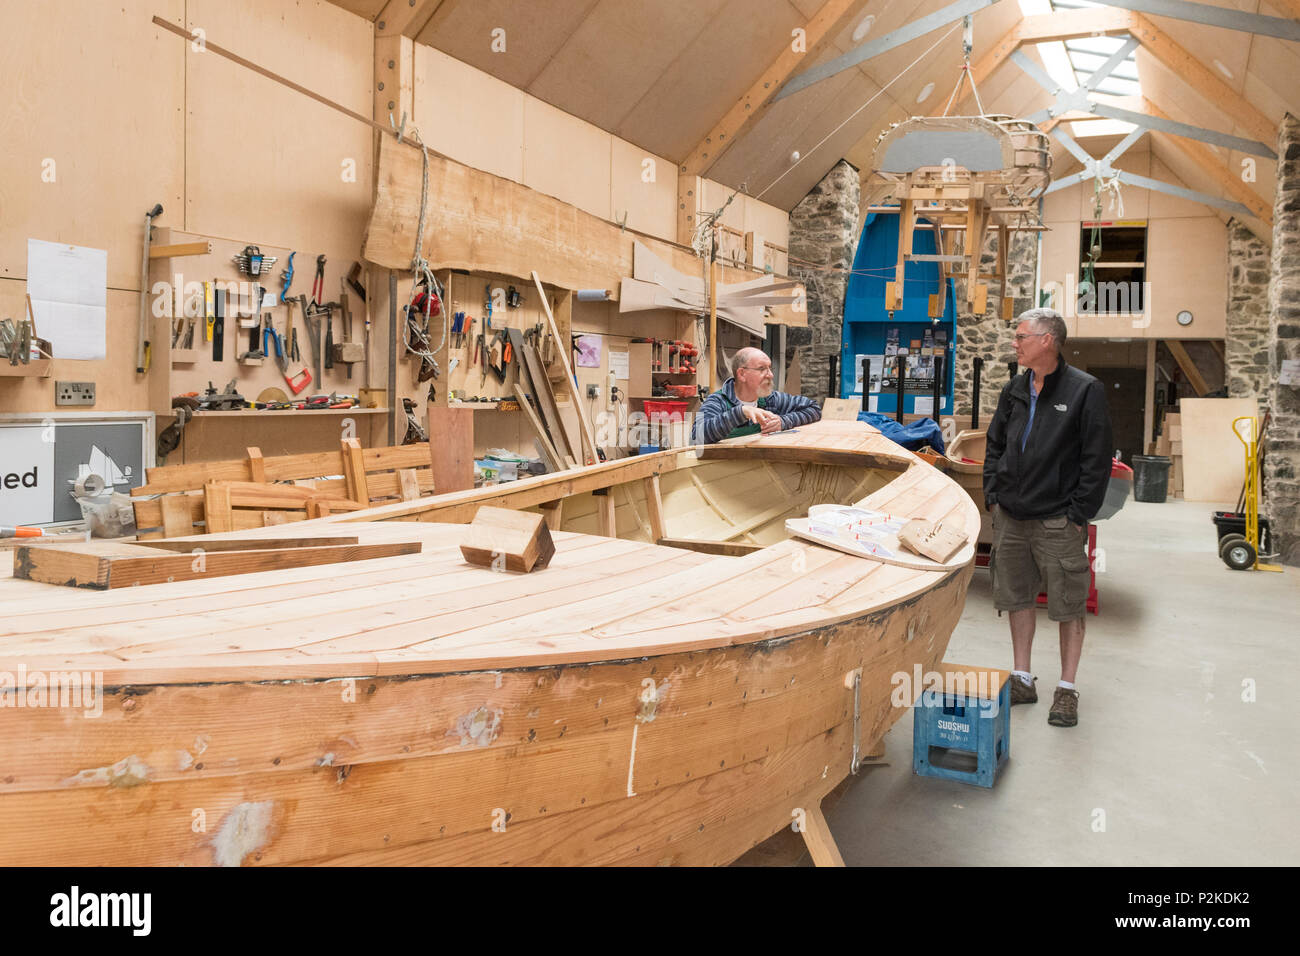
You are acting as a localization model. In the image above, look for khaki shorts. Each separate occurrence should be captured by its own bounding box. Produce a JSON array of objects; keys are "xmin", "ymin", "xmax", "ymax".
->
[{"xmin": 990, "ymin": 506, "xmax": 1090, "ymax": 621}]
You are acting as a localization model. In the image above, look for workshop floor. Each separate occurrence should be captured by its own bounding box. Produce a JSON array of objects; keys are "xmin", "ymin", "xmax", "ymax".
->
[{"xmin": 737, "ymin": 498, "xmax": 1300, "ymax": 866}]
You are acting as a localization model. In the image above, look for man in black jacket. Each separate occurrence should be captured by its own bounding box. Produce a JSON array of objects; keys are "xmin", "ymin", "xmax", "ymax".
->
[{"xmin": 984, "ymin": 308, "xmax": 1113, "ymax": 728}]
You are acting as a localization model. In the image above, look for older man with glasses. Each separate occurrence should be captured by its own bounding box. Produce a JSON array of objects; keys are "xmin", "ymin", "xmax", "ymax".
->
[
  {"xmin": 690, "ymin": 346, "xmax": 821, "ymax": 445},
  {"xmin": 984, "ymin": 307, "xmax": 1113, "ymax": 728}
]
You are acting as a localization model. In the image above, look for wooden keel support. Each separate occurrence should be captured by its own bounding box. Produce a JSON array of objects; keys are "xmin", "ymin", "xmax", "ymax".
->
[{"xmin": 799, "ymin": 802, "xmax": 846, "ymax": 867}]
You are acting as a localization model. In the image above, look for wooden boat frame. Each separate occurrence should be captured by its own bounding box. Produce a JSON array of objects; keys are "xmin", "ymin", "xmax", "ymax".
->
[{"xmin": 0, "ymin": 421, "xmax": 978, "ymax": 867}]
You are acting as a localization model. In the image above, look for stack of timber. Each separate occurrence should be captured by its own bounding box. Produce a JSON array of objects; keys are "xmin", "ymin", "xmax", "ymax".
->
[
  {"xmin": 0, "ymin": 420, "xmax": 977, "ymax": 866},
  {"xmin": 1153, "ymin": 412, "xmax": 1183, "ymax": 499},
  {"xmin": 131, "ymin": 439, "xmax": 436, "ymax": 538}
]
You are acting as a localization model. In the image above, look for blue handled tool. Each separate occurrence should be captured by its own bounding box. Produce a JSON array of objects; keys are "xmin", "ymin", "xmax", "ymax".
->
[{"xmin": 280, "ymin": 251, "xmax": 296, "ymax": 303}]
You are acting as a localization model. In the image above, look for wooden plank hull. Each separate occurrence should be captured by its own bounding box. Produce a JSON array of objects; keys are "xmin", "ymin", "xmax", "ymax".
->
[
  {"xmin": 0, "ymin": 564, "xmax": 968, "ymax": 866},
  {"xmin": 0, "ymin": 421, "xmax": 978, "ymax": 865}
]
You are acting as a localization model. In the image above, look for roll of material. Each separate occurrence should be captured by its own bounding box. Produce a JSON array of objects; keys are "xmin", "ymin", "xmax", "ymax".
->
[
  {"xmin": 576, "ymin": 289, "xmax": 612, "ymax": 302},
  {"xmin": 73, "ymin": 474, "xmax": 106, "ymax": 498}
]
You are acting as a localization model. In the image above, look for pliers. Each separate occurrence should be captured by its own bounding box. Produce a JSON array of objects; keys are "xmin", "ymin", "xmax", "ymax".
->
[{"xmin": 263, "ymin": 322, "xmax": 283, "ymax": 369}]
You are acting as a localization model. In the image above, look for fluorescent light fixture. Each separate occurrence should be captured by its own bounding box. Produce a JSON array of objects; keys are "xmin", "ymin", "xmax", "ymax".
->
[
  {"xmin": 916, "ymin": 82, "xmax": 935, "ymax": 103},
  {"xmin": 1017, "ymin": 0, "xmax": 1052, "ymax": 15},
  {"xmin": 852, "ymin": 14, "xmax": 875, "ymax": 42}
]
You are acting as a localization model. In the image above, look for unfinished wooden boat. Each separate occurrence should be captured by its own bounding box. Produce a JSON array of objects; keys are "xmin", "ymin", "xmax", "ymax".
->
[{"xmin": 0, "ymin": 420, "xmax": 977, "ymax": 867}]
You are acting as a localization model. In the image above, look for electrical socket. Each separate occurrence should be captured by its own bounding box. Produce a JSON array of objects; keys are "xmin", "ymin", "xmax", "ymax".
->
[
  {"xmin": 56, "ymin": 381, "xmax": 96, "ymax": 406},
  {"xmin": 586, "ymin": 384, "xmax": 599, "ymax": 399}
]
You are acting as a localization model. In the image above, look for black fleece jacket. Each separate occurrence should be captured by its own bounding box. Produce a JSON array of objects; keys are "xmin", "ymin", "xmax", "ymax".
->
[{"xmin": 983, "ymin": 356, "xmax": 1114, "ymax": 526}]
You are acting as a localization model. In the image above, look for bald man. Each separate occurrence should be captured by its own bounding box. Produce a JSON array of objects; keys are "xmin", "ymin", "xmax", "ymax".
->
[{"xmin": 690, "ymin": 347, "xmax": 821, "ymax": 445}]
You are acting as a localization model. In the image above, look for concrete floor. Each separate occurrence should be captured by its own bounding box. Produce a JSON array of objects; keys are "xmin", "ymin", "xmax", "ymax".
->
[{"xmin": 739, "ymin": 498, "xmax": 1300, "ymax": 866}]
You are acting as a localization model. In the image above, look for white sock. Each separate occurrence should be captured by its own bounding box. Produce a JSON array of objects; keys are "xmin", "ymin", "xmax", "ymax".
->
[
  {"xmin": 1012, "ymin": 670, "xmax": 1034, "ymax": 686},
  {"xmin": 1058, "ymin": 680, "xmax": 1076, "ymax": 690}
]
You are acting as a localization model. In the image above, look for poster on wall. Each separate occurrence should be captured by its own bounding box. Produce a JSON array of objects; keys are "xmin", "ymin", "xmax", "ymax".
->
[
  {"xmin": 0, "ymin": 419, "xmax": 148, "ymax": 526},
  {"xmin": 27, "ymin": 238, "xmax": 108, "ymax": 360},
  {"xmin": 854, "ymin": 354, "xmax": 884, "ymax": 394}
]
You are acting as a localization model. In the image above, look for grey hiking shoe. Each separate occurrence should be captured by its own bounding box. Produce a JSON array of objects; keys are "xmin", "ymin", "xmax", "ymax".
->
[
  {"xmin": 1048, "ymin": 687, "xmax": 1079, "ymax": 727},
  {"xmin": 1010, "ymin": 675, "xmax": 1037, "ymax": 705}
]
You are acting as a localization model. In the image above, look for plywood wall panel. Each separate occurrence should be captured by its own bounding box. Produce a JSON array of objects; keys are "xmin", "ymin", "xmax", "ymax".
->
[
  {"xmin": 1145, "ymin": 217, "xmax": 1226, "ymax": 339},
  {"xmin": 528, "ymin": 0, "xmax": 708, "ymax": 135},
  {"xmin": 522, "ymin": 98, "xmax": 613, "ymax": 222},
  {"xmin": 609, "ymin": 0, "xmax": 767, "ymax": 161},
  {"xmin": 0, "ymin": 279, "xmax": 152, "ymax": 414},
  {"xmin": 184, "ymin": 0, "xmax": 373, "ymax": 268},
  {"xmin": 1181, "ymin": 397, "xmax": 1257, "ymax": 503},
  {"xmin": 609, "ymin": 139, "xmax": 676, "ymax": 243},
  {"xmin": 415, "ymin": 0, "xmax": 602, "ymax": 92},
  {"xmin": 0, "ymin": 0, "xmax": 186, "ymax": 290},
  {"xmin": 412, "ymin": 44, "xmax": 525, "ymax": 184},
  {"xmin": 1145, "ymin": 155, "xmax": 1215, "ymax": 220}
]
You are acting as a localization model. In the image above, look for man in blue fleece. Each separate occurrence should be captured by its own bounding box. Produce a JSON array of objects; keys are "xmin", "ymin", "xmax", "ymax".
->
[{"xmin": 690, "ymin": 347, "xmax": 821, "ymax": 445}]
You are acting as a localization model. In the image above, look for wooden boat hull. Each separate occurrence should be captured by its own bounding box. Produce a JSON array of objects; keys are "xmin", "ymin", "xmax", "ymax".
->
[
  {"xmin": 0, "ymin": 422, "xmax": 977, "ymax": 866},
  {"xmin": 0, "ymin": 563, "xmax": 967, "ymax": 866}
]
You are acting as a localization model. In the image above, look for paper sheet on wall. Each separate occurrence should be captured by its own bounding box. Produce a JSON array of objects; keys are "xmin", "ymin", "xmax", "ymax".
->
[
  {"xmin": 853, "ymin": 354, "xmax": 884, "ymax": 394},
  {"xmin": 608, "ymin": 350, "xmax": 629, "ymax": 380},
  {"xmin": 27, "ymin": 239, "xmax": 107, "ymax": 360},
  {"xmin": 913, "ymin": 396, "xmax": 934, "ymax": 416},
  {"xmin": 575, "ymin": 333, "xmax": 602, "ymax": 368},
  {"xmin": 1281, "ymin": 359, "xmax": 1300, "ymax": 386}
]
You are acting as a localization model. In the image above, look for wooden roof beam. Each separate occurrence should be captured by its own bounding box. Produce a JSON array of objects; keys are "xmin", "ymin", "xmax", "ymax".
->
[
  {"xmin": 1015, "ymin": 7, "xmax": 1134, "ymax": 43},
  {"xmin": 678, "ymin": 0, "xmax": 865, "ymax": 179},
  {"xmin": 1127, "ymin": 12, "xmax": 1277, "ymax": 148}
]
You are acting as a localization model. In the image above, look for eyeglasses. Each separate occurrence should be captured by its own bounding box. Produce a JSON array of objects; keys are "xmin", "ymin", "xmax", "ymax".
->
[
  {"xmin": 1013, "ymin": 332, "xmax": 1048, "ymax": 342},
  {"xmin": 739, "ymin": 365, "xmax": 773, "ymax": 373}
]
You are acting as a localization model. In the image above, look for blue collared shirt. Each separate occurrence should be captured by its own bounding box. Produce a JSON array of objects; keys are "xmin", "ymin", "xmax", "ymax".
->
[{"xmin": 1021, "ymin": 370, "xmax": 1039, "ymax": 451}]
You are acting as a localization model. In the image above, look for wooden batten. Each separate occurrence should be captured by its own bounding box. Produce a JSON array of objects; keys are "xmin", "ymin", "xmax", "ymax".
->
[{"xmin": 12, "ymin": 540, "xmax": 420, "ymax": 590}]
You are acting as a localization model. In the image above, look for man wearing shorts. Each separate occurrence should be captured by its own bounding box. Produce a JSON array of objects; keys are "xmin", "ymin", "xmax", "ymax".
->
[{"xmin": 984, "ymin": 308, "xmax": 1113, "ymax": 727}]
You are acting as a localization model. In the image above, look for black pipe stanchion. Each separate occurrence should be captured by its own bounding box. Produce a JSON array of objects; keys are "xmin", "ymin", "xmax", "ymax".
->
[
  {"xmin": 895, "ymin": 353, "xmax": 906, "ymax": 423},
  {"xmin": 860, "ymin": 357, "xmax": 869, "ymax": 412},
  {"xmin": 829, "ymin": 354, "xmax": 839, "ymax": 399},
  {"xmin": 931, "ymin": 355, "xmax": 944, "ymax": 422},
  {"xmin": 971, "ymin": 355, "xmax": 984, "ymax": 430}
]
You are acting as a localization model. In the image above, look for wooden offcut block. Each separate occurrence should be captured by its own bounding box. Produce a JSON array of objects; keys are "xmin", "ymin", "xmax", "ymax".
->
[
  {"xmin": 821, "ymin": 397, "xmax": 861, "ymax": 422},
  {"xmin": 460, "ymin": 506, "xmax": 556, "ymax": 573},
  {"xmin": 899, "ymin": 518, "xmax": 968, "ymax": 563}
]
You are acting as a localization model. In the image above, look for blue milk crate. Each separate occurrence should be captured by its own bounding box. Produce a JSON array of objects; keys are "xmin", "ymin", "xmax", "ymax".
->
[{"xmin": 912, "ymin": 665, "xmax": 1010, "ymax": 788}]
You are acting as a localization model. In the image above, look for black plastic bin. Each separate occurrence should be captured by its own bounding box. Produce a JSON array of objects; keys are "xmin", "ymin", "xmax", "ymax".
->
[
  {"xmin": 1213, "ymin": 511, "xmax": 1272, "ymax": 555},
  {"xmin": 1132, "ymin": 455, "xmax": 1172, "ymax": 503}
]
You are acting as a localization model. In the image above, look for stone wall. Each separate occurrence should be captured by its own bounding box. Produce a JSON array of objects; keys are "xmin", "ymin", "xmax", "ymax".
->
[
  {"xmin": 951, "ymin": 229, "xmax": 1038, "ymax": 423},
  {"xmin": 787, "ymin": 160, "xmax": 860, "ymax": 399},
  {"xmin": 1225, "ymin": 217, "xmax": 1272, "ymax": 403},
  {"xmin": 1265, "ymin": 113, "xmax": 1300, "ymax": 565}
]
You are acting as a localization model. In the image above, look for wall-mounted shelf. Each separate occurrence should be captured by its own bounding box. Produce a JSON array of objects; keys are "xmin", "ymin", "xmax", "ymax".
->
[
  {"xmin": 190, "ymin": 407, "xmax": 388, "ymax": 418},
  {"xmin": 0, "ymin": 359, "xmax": 52, "ymax": 378}
]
